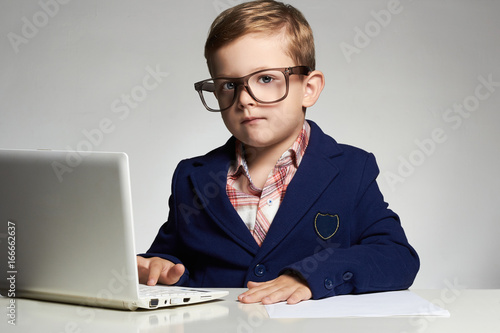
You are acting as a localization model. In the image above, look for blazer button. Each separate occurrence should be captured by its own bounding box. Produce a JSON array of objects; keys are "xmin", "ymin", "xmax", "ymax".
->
[
  {"xmin": 343, "ymin": 272, "xmax": 354, "ymax": 281},
  {"xmin": 324, "ymin": 278, "xmax": 334, "ymax": 290},
  {"xmin": 254, "ymin": 264, "xmax": 266, "ymax": 277}
]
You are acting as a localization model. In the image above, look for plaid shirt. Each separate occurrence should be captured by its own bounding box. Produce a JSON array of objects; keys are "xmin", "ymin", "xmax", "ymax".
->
[{"xmin": 226, "ymin": 121, "xmax": 311, "ymax": 245}]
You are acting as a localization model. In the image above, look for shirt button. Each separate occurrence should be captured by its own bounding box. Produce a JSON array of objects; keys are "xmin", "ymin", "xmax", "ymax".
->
[
  {"xmin": 254, "ymin": 264, "xmax": 266, "ymax": 277},
  {"xmin": 343, "ymin": 272, "xmax": 354, "ymax": 281},
  {"xmin": 267, "ymin": 199, "xmax": 273, "ymax": 206},
  {"xmin": 324, "ymin": 278, "xmax": 334, "ymax": 290}
]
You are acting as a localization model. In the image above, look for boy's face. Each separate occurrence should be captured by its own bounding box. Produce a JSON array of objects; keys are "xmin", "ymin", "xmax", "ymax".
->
[{"xmin": 211, "ymin": 33, "xmax": 308, "ymax": 152}]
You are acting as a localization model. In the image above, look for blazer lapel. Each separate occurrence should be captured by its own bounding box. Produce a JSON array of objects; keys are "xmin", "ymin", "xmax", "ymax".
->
[
  {"xmin": 257, "ymin": 121, "xmax": 343, "ymax": 257},
  {"xmin": 188, "ymin": 140, "xmax": 260, "ymax": 255}
]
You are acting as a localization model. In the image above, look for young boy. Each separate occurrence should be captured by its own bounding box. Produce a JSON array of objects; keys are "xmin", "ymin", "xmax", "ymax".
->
[{"xmin": 137, "ymin": 0, "xmax": 419, "ymax": 305}]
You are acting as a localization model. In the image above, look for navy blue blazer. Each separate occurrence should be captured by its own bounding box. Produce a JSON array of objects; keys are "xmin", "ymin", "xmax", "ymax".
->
[{"xmin": 143, "ymin": 120, "xmax": 419, "ymax": 299}]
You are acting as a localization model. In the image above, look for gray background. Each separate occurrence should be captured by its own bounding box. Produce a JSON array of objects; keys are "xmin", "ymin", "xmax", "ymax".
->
[{"xmin": 1, "ymin": 0, "xmax": 499, "ymax": 290}]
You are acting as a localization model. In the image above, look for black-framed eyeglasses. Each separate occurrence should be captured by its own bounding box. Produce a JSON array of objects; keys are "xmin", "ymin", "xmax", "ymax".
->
[{"xmin": 194, "ymin": 66, "xmax": 311, "ymax": 112}]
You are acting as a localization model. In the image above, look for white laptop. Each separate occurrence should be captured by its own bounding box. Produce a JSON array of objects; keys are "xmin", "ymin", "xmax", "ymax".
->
[{"xmin": 0, "ymin": 149, "xmax": 228, "ymax": 310}]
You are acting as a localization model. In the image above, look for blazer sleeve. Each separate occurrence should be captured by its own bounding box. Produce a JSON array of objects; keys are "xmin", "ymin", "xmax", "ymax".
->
[{"xmin": 282, "ymin": 153, "xmax": 420, "ymax": 299}]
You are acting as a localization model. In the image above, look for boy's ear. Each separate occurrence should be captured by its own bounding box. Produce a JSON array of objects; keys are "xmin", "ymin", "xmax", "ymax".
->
[{"xmin": 302, "ymin": 70, "xmax": 325, "ymax": 108}]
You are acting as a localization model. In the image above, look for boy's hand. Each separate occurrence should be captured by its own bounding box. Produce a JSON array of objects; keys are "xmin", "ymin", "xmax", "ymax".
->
[
  {"xmin": 238, "ymin": 274, "xmax": 312, "ymax": 305},
  {"xmin": 137, "ymin": 256, "xmax": 185, "ymax": 286}
]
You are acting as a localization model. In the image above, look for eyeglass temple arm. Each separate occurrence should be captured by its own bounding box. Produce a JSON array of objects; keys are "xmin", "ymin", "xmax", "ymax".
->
[
  {"xmin": 286, "ymin": 66, "xmax": 312, "ymax": 75},
  {"xmin": 194, "ymin": 81, "xmax": 215, "ymax": 93}
]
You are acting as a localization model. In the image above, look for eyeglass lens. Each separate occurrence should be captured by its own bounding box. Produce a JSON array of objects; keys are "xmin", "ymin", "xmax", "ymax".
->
[{"xmin": 201, "ymin": 69, "xmax": 287, "ymax": 111}]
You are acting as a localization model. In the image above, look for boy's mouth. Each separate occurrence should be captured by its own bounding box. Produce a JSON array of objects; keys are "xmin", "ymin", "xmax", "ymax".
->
[{"xmin": 241, "ymin": 117, "xmax": 264, "ymax": 124}]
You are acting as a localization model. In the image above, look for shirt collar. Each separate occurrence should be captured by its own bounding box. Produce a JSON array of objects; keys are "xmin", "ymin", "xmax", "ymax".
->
[{"xmin": 229, "ymin": 120, "xmax": 311, "ymax": 179}]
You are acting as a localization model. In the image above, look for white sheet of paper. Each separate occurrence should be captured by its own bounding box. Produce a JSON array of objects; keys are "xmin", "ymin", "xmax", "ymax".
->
[{"xmin": 264, "ymin": 290, "xmax": 450, "ymax": 318}]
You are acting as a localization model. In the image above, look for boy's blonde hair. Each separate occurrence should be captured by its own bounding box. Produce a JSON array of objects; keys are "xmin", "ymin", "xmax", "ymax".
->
[{"xmin": 205, "ymin": 0, "xmax": 315, "ymax": 73}]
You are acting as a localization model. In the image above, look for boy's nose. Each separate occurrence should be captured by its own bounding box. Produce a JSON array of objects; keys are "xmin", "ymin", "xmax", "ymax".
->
[{"xmin": 236, "ymin": 85, "xmax": 256, "ymax": 109}]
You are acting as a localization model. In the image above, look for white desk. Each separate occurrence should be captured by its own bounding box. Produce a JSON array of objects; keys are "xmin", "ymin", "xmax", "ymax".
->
[{"xmin": 1, "ymin": 289, "xmax": 499, "ymax": 333}]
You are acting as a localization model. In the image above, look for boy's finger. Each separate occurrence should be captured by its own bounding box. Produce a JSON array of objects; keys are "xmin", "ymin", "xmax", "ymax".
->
[
  {"xmin": 239, "ymin": 283, "xmax": 279, "ymax": 303},
  {"xmin": 285, "ymin": 289, "xmax": 310, "ymax": 305},
  {"xmin": 136, "ymin": 256, "xmax": 149, "ymax": 284},
  {"xmin": 147, "ymin": 260, "xmax": 168, "ymax": 286},
  {"xmin": 161, "ymin": 263, "xmax": 185, "ymax": 285},
  {"xmin": 246, "ymin": 280, "xmax": 263, "ymax": 289}
]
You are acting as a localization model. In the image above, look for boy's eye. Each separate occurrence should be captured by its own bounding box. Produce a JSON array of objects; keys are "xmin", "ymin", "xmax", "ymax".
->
[
  {"xmin": 258, "ymin": 75, "xmax": 274, "ymax": 84},
  {"xmin": 222, "ymin": 82, "xmax": 236, "ymax": 90}
]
